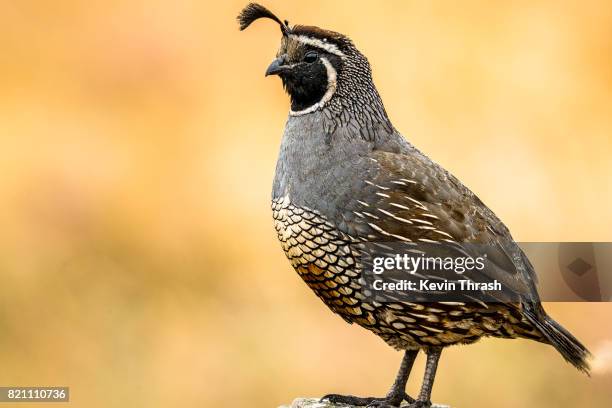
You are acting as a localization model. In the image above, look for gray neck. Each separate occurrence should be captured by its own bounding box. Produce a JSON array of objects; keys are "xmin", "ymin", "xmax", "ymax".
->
[
  {"xmin": 272, "ymin": 109, "xmax": 409, "ymax": 221},
  {"xmin": 271, "ymin": 111, "xmax": 371, "ymax": 211},
  {"xmin": 272, "ymin": 56, "xmax": 411, "ymax": 218}
]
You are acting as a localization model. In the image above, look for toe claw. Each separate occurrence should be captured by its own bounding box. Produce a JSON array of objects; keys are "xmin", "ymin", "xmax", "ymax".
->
[
  {"xmin": 319, "ymin": 392, "xmax": 417, "ymax": 407},
  {"xmin": 320, "ymin": 393, "xmax": 378, "ymax": 406}
]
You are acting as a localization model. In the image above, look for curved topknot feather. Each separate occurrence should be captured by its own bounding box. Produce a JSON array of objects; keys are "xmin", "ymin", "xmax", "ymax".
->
[{"xmin": 237, "ymin": 3, "xmax": 289, "ymax": 35}]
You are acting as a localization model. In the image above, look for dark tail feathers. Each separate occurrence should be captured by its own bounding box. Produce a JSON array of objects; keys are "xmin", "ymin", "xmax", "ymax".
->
[{"xmin": 524, "ymin": 307, "xmax": 591, "ymax": 374}]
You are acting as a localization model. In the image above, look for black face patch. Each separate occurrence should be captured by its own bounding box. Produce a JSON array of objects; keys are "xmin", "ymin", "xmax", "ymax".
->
[
  {"xmin": 281, "ymin": 59, "xmax": 327, "ymax": 112},
  {"xmin": 279, "ymin": 51, "xmax": 342, "ymax": 112}
]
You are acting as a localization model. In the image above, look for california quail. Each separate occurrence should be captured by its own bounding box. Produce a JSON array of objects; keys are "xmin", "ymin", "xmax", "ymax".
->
[{"xmin": 238, "ymin": 4, "xmax": 591, "ymax": 407}]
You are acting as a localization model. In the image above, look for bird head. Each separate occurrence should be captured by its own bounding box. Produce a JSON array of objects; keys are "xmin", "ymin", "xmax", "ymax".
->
[{"xmin": 237, "ymin": 3, "xmax": 379, "ymax": 117}]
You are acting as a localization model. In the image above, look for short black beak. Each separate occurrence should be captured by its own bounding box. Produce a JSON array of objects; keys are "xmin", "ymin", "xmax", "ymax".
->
[{"xmin": 265, "ymin": 55, "xmax": 289, "ymax": 76}]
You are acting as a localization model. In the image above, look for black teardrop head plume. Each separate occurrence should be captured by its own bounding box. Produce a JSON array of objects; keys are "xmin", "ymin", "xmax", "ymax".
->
[{"xmin": 237, "ymin": 3, "xmax": 290, "ymax": 35}]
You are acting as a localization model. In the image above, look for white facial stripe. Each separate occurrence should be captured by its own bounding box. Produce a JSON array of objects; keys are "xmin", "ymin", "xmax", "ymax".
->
[
  {"xmin": 289, "ymin": 57, "xmax": 337, "ymax": 116},
  {"xmin": 289, "ymin": 34, "xmax": 346, "ymax": 57}
]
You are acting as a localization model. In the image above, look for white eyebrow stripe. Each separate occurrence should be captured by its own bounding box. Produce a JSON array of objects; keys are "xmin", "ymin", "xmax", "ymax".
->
[{"xmin": 289, "ymin": 34, "xmax": 346, "ymax": 57}]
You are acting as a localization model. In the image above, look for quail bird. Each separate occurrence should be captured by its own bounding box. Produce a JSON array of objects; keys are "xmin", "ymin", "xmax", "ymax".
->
[{"xmin": 237, "ymin": 4, "xmax": 590, "ymax": 407}]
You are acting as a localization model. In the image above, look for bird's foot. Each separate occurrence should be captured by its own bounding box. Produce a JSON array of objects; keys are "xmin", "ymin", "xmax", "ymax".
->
[
  {"xmin": 405, "ymin": 401, "xmax": 431, "ymax": 408},
  {"xmin": 321, "ymin": 391, "xmax": 414, "ymax": 407}
]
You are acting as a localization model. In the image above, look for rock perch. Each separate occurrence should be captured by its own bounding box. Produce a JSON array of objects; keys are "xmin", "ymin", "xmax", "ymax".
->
[{"xmin": 279, "ymin": 397, "xmax": 450, "ymax": 408}]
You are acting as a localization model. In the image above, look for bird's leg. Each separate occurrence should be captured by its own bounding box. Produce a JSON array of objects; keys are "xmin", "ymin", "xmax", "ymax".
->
[
  {"xmin": 322, "ymin": 349, "xmax": 417, "ymax": 407},
  {"xmin": 408, "ymin": 348, "xmax": 442, "ymax": 408},
  {"xmin": 365, "ymin": 349, "xmax": 418, "ymax": 407}
]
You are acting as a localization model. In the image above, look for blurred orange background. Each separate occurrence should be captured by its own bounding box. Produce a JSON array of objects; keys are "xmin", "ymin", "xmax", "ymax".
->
[{"xmin": 0, "ymin": 1, "xmax": 611, "ymax": 407}]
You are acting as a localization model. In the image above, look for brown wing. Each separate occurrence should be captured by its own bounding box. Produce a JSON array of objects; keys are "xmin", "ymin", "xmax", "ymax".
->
[{"xmin": 338, "ymin": 149, "xmax": 540, "ymax": 304}]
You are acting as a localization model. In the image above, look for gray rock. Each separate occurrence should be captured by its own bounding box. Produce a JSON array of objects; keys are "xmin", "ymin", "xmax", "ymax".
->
[{"xmin": 279, "ymin": 397, "xmax": 450, "ymax": 408}]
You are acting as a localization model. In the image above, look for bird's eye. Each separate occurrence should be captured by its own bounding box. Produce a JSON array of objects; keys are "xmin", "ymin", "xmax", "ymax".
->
[{"xmin": 303, "ymin": 51, "xmax": 319, "ymax": 63}]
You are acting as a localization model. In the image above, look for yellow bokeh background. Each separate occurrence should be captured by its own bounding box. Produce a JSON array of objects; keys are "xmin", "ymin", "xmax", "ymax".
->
[{"xmin": 0, "ymin": 1, "xmax": 610, "ymax": 407}]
